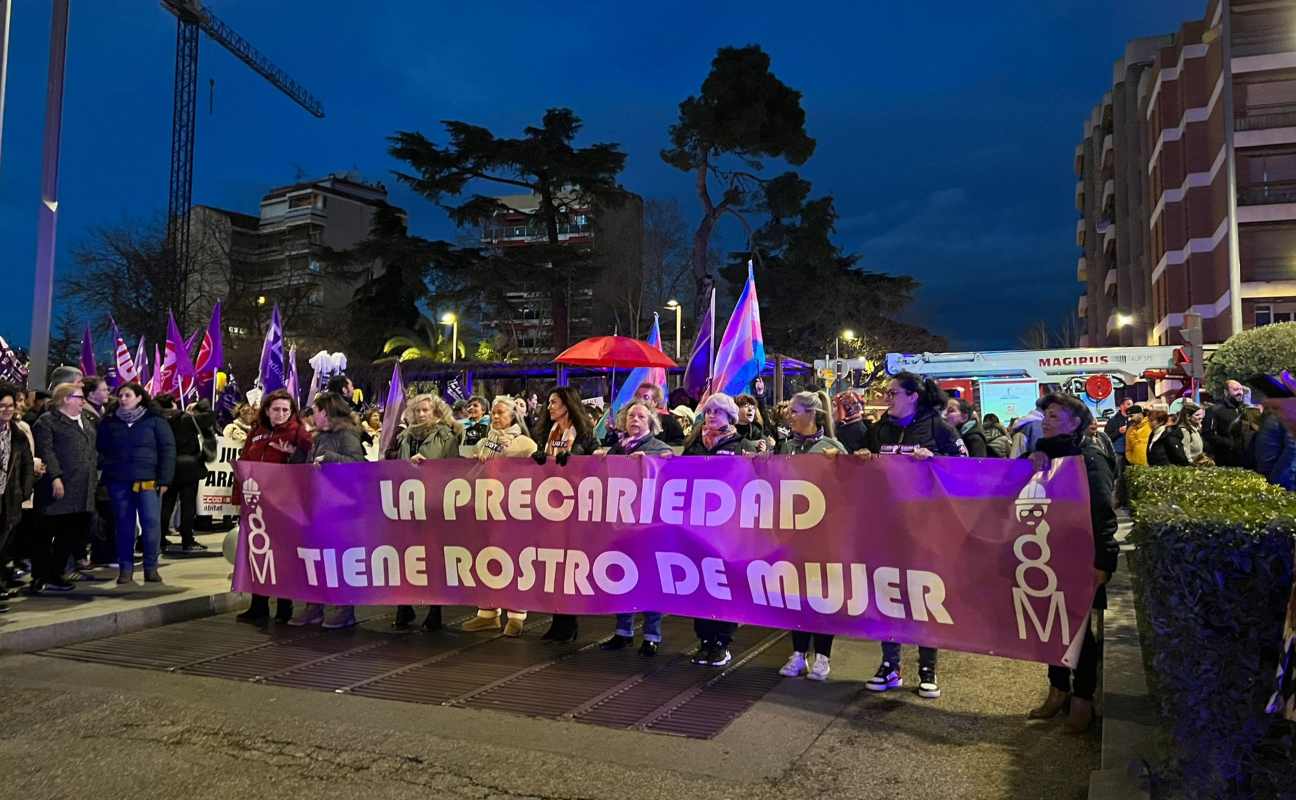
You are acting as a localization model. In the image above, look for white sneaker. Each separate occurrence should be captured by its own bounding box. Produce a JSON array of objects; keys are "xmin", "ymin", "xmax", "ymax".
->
[
  {"xmin": 779, "ymin": 651, "xmax": 807, "ymax": 677},
  {"xmin": 807, "ymin": 653, "xmax": 831, "ymax": 682}
]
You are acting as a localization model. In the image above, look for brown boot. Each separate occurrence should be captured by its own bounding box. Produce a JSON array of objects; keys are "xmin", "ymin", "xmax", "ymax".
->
[
  {"xmin": 1065, "ymin": 697, "xmax": 1094, "ymax": 733},
  {"xmin": 1028, "ymin": 687, "xmax": 1070, "ymax": 719}
]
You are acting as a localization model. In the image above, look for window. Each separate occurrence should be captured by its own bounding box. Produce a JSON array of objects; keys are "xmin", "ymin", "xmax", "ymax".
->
[
  {"xmin": 289, "ymin": 194, "xmax": 314, "ymax": 209},
  {"xmin": 227, "ymin": 326, "xmax": 249, "ymax": 337},
  {"xmin": 1254, "ymin": 303, "xmax": 1296, "ymax": 326}
]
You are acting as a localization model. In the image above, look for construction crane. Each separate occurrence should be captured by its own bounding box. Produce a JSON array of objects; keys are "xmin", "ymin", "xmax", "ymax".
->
[{"xmin": 159, "ymin": 0, "xmax": 324, "ymax": 306}]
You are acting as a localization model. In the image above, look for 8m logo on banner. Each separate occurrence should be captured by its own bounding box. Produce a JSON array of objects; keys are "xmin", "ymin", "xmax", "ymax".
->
[
  {"xmin": 242, "ymin": 478, "xmax": 276, "ymax": 585},
  {"xmin": 1011, "ymin": 477, "xmax": 1072, "ymax": 651}
]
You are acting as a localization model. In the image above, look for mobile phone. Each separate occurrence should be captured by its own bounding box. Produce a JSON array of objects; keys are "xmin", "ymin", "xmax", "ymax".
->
[{"xmin": 1244, "ymin": 373, "xmax": 1296, "ymax": 400}]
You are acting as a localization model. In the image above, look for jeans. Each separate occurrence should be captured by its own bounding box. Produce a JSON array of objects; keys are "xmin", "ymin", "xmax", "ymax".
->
[
  {"xmin": 160, "ymin": 481, "xmax": 197, "ymax": 544},
  {"xmin": 694, "ymin": 618, "xmax": 736, "ymax": 647},
  {"xmin": 1048, "ymin": 619, "xmax": 1099, "ymax": 700},
  {"xmin": 881, "ymin": 642, "xmax": 938, "ymax": 670},
  {"xmin": 615, "ymin": 612, "xmax": 663, "ymax": 642},
  {"xmin": 108, "ymin": 482, "xmax": 161, "ymax": 571},
  {"xmin": 35, "ymin": 512, "xmax": 91, "ymax": 583},
  {"xmin": 792, "ymin": 632, "xmax": 834, "ymax": 658}
]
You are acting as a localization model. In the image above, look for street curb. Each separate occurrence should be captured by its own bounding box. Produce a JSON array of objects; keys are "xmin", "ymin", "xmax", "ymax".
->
[
  {"xmin": 0, "ymin": 591, "xmax": 241, "ymax": 655},
  {"xmin": 1088, "ymin": 553, "xmax": 1158, "ymax": 800}
]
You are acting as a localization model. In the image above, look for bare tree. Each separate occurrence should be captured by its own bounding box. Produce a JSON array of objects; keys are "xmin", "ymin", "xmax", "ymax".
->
[{"xmin": 641, "ymin": 198, "xmax": 693, "ymax": 313}]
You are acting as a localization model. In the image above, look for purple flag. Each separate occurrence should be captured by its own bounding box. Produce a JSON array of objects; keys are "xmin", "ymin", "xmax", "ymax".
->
[
  {"xmin": 79, "ymin": 325, "xmax": 97, "ymax": 378},
  {"xmin": 258, "ymin": 305, "xmax": 286, "ymax": 393},
  {"xmin": 194, "ymin": 301, "xmax": 223, "ymax": 400},
  {"xmin": 611, "ymin": 313, "xmax": 669, "ymax": 412},
  {"xmin": 232, "ymin": 454, "xmax": 1098, "ymax": 667},
  {"xmin": 682, "ymin": 288, "xmax": 715, "ymax": 399},
  {"xmin": 379, "ymin": 362, "xmax": 405, "ymax": 456},
  {"xmin": 712, "ymin": 263, "xmax": 765, "ymax": 397},
  {"xmin": 161, "ymin": 312, "xmax": 196, "ymax": 399}
]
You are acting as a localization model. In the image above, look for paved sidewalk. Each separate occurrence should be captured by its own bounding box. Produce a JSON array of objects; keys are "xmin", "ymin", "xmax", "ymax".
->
[{"xmin": 0, "ymin": 528, "xmax": 240, "ymax": 653}]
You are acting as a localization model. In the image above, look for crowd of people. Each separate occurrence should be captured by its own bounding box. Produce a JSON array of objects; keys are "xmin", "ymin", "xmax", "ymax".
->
[{"xmin": 7, "ymin": 362, "xmax": 1283, "ymax": 736}]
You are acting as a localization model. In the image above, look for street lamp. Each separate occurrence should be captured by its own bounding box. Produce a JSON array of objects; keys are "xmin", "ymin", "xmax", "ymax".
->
[
  {"xmin": 440, "ymin": 312, "xmax": 458, "ymax": 363},
  {"xmin": 1115, "ymin": 312, "xmax": 1135, "ymax": 328},
  {"xmin": 256, "ymin": 295, "xmax": 267, "ymax": 306},
  {"xmin": 665, "ymin": 299, "xmax": 682, "ymax": 358},
  {"xmin": 836, "ymin": 329, "xmax": 856, "ymax": 360}
]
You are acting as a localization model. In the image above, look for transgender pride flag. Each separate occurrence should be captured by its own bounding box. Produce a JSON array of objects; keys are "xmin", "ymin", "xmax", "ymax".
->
[
  {"xmin": 711, "ymin": 262, "xmax": 765, "ymax": 397},
  {"xmin": 611, "ymin": 313, "xmax": 668, "ymax": 413}
]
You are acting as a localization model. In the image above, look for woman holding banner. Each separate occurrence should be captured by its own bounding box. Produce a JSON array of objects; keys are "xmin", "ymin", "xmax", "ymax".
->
[
  {"xmin": 288, "ymin": 392, "xmax": 366, "ymax": 630},
  {"xmin": 775, "ymin": 392, "xmax": 845, "ymax": 681},
  {"xmin": 1025, "ymin": 393, "xmax": 1118, "ymax": 733},
  {"xmin": 464, "ymin": 396, "xmax": 537, "ymax": 636},
  {"xmin": 684, "ymin": 392, "xmax": 761, "ymax": 668},
  {"xmin": 861, "ymin": 372, "xmax": 965, "ymax": 699},
  {"xmin": 598, "ymin": 400, "xmax": 673, "ymax": 656},
  {"xmin": 236, "ymin": 389, "xmax": 312, "ymax": 625},
  {"xmin": 532, "ymin": 387, "xmax": 600, "ymax": 643},
  {"xmin": 392, "ymin": 395, "xmax": 463, "ymax": 632},
  {"xmin": 97, "ymin": 383, "xmax": 175, "ymax": 585}
]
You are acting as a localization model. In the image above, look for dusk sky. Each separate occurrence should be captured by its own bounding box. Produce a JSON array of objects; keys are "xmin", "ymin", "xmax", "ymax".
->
[{"xmin": 0, "ymin": 0, "xmax": 1205, "ymax": 353}]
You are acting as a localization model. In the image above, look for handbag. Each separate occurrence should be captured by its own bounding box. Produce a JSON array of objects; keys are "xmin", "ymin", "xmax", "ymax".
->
[{"xmin": 192, "ymin": 415, "xmax": 218, "ymax": 463}]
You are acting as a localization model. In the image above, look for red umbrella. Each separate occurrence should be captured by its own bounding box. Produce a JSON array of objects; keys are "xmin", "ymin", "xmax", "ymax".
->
[{"xmin": 554, "ymin": 336, "xmax": 676, "ymax": 369}]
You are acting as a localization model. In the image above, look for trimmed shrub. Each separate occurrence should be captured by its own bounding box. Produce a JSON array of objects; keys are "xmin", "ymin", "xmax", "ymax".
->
[
  {"xmin": 1204, "ymin": 322, "xmax": 1296, "ymax": 397},
  {"xmin": 1127, "ymin": 466, "xmax": 1296, "ymax": 798}
]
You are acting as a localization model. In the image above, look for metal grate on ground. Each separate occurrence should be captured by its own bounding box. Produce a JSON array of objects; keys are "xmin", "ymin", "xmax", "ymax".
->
[{"xmin": 39, "ymin": 608, "xmax": 787, "ymax": 739}]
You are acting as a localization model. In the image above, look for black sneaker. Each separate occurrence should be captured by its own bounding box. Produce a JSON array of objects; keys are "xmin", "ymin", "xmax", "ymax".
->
[
  {"xmin": 917, "ymin": 666, "xmax": 941, "ymax": 699},
  {"xmin": 235, "ymin": 609, "xmax": 269, "ymax": 626},
  {"xmin": 866, "ymin": 661, "xmax": 903, "ymax": 692},
  {"xmin": 392, "ymin": 606, "xmax": 416, "ymax": 629},
  {"xmin": 690, "ymin": 643, "xmax": 713, "ymax": 665},
  {"xmin": 180, "ymin": 542, "xmax": 208, "ymax": 553},
  {"xmin": 44, "ymin": 580, "xmax": 75, "ymax": 592},
  {"xmin": 638, "ymin": 640, "xmax": 659, "ymax": 657},
  {"xmin": 707, "ymin": 646, "xmax": 732, "ymax": 667},
  {"xmin": 599, "ymin": 634, "xmax": 634, "ymax": 651}
]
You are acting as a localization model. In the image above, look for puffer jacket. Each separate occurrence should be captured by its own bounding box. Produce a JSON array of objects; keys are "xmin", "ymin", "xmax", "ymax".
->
[
  {"xmin": 309, "ymin": 421, "xmax": 367, "ymax": 464},
  {"xmin": 864, "ymin": 408, "xmax": 966, "ymax": 456},
  {"xmin": 395, "ymin": 423, "xmax": 461, "ymax": 461},
  {"xmin": 957, "ymin": 420, "xmax": 988, "ymax": 458},
  {"xmin": 462, "ymin": 417, "xmax": 491, "ymax": 447},
  {"xmin": 97, "ymin": 410, "xmax": 176, "ymax": 485},
  {"xmin": 1124, "ymin": 419, "xmax": 1151, "ymax": 466}
]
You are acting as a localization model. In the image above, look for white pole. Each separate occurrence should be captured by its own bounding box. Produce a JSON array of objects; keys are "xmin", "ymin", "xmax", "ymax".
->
[
  {"xmin": 0, "ymin": 0, "xmax": 12, "ymax": 166},
  {"xmin": 29, "ymin": 0, "xmax": 70, "ymax": 388}
]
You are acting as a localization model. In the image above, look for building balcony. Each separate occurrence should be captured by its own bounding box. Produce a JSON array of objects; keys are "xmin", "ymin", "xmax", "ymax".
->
[
  {"xmin": 1238, "ymin": 180, "xmax": 1296, "ymax": 206},
  {"xmin": 1077, "ymin": 255, "xmax": 1088, "ymax": 282},
  {"xmin": 1076, "ymin": 218, "xmax": 1086, "ymax": 247},
  {"xmin": 1075, "ymin": 180, "xmax": 1085, "ymax": 211},
  {"xmin": 1236, "ymin": 105, "xmax": 1296, "ymax": 133},
  {"xmin": 1101, "ymin": 134, "xmax": 1114, "ymax": 171},
  {"xmin": 1075, "ymin": 143, "xmax": 1084, "ymax": 177},
  {"xmin": 1101, "ymin": 222, "xmax": 1117, "ymax": 255},
  {"xmin": 1104, "ymin": 267, "xmax": 1118, "ymax": 294},
  {"xmin": 1242, "ymin": 256, "xmax": 1296, "ymax": 283},
  {"xmin": 1078, "ymin": 294, "xmax": 1088, "ymax": 317},
  {"xmin": 1101, "ymin": 178, "xmax": 1115, "ymax": 212}
]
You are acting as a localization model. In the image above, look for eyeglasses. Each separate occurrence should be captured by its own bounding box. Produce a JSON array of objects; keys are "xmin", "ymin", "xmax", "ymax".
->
[{"xmin": 884, "ymin": 390, "xmax": 909, "ymax": 398}]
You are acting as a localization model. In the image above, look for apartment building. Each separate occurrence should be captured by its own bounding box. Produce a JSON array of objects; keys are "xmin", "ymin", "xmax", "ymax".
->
[{"xmin": 1077, "ymin": 0, "xmax": 1296, "ymax": 346}]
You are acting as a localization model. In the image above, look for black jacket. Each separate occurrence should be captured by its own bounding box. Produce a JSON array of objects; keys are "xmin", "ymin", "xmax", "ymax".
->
[
  {"xmin": 33, "ymin": 411, "xmax": 98, "ymax": 515},
  {"xmin": 168, "ymin": 411, "xmax": 216, "ymax": 485},
  {"xmin": 1034, "ymin": 435, "xmax": 1119, "ymax": 609},
  {"xmin": 1203, "ymin": 397, "xmax": 1247, "ymax": 466},
  {"xmin": 658, "ymin": 412, "xmax": 685, "ymax": 446},
  {"xmin": 1146, "ymin": 426, "xmax": 1190, "ymax": 466},
  {"xmin": 864, "ymin": 408, "xmax": 966, "ymax": 456},
  {"xmin": 1, "ymin": 424, "xmax": 34, "ymax": 537},
  {"xmin": 957, "ymin": 421, "xmax": 988, "ymax": 458},
  {"xmin": 835, "ymin": 419, "xmax": 870, "ymax": 454},
  {"xmin": 683, "ymin": 431, "xmax": 760, "ymax": 456}
]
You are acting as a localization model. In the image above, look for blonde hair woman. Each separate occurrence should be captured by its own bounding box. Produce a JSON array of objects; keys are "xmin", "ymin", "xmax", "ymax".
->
[{"xmin": 464, "ymin": 396, "xmax": 536, "ymax": 636}]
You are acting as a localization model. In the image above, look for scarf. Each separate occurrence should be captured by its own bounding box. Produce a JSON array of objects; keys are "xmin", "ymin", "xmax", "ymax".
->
[
  {"xmin": 546, "ymin": 423, "xmax": 576, "ymax": 457},
  {"xmin": 701, "ymin": 424, "xmax": 737, "ymax": 451},
  {"xmin": 116, "ymin": 405, "xmax": 147, "ymax": 426},
  {"xmin": 480, "ymin": 424, "xmax": 523, "ymax": 457},
  {"xmin": 0, "ymin": 424, "xmax": 10, "ymax": 496},
  {"xmin": 790, "ymin": 427, "xmax": 826, "ymax": 449},
  {"xmin": 618, "ymin": 430, "xmax": 650, "ymax": 453},
  {"xmin": 959, "ymin": 420, "xmax": 977, "ymax": 436},
  {"xmin": 1035, "ymin": 434, "xmax": 1081, "ymax": 460}
]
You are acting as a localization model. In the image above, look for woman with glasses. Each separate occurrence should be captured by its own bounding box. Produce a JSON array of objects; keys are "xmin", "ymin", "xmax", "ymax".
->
[
  {"xmin": 0, "ymin": 385, "xmax": 35, "ymax": 613},
  {"xmin": 96, "ymin": 383, "xmax": 176, "ymax": 584},
  {"xmin": 860, "ymin": 371, "xmax": 966, "ymax": 700},
  {"xmin": 31, "ymin": 383, "xmax": 99, "ymax": 592},
  {"xmin": 775, "ymin": 392, "xmax": 845, "ymax": 681}
]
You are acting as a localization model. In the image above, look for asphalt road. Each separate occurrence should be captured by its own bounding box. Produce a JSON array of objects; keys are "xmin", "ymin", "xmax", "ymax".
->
[{"xmin": 0, "ymin": 633, "xmax": 1098, "ymax": 800}]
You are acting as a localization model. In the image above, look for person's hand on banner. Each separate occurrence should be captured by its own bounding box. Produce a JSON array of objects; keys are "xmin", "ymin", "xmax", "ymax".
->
[
  {"xmin": 410, "ymin": 454, "xmax": 426, "ymax": 465},
  {"xmin": 556, "ymin": 452, "xmax": 570, "ymax": 467},
  {"xmin": 159, "ymin": 485, "xmax": 168, "ymax": 495},
  {"xmin": 1028, "ymin": 452, "xmax": 1050, "ymax": 474},
  {"xmin": 910, "ymin": 446, "xmax": 934, "ymax": 461},
  {"xmin": 531, "ymin": 452, "xmax": 547, "ymax": 466},
  {"xmin": 853, "ymin": 449, "xmax": 877, "ymax": 461},
  {"xmin": 754, "ymin": 439, "xmax": 769, "ymax": 453}
]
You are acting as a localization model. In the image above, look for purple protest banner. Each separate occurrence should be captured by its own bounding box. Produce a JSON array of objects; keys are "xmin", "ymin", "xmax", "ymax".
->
[{"xmin": 233, "ymin": 454, "xmax": 1097, "ymax": 666}]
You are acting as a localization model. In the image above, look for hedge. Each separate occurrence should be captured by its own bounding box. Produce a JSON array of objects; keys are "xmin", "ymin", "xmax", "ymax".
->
[
  {"xmin": 1204, "ymin": 322, "xmax": 1296, "ymax": 397},
  {"xmin": 1127, "ymin": 466, "xmax": 1296, "ymax": 798}
]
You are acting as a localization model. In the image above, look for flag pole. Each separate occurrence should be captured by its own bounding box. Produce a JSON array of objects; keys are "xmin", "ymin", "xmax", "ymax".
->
[{"xmin": 706, "ymin": 285, "xmax": 716, "ymax": 393}]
